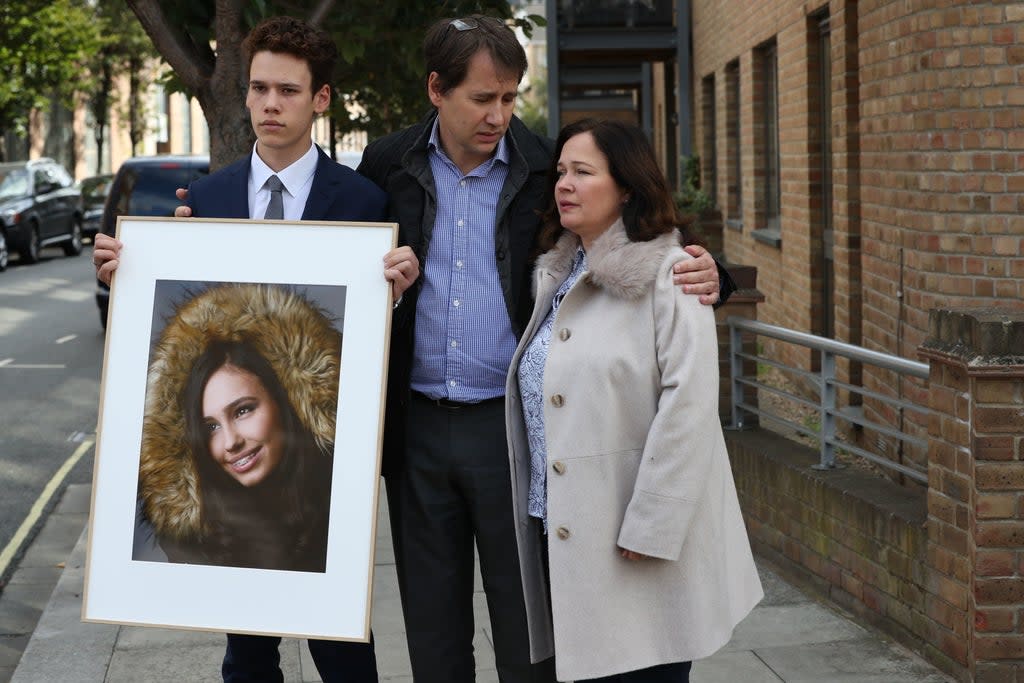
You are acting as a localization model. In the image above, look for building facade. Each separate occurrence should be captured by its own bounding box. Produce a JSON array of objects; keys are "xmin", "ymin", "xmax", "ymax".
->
[{"xmin": 691, "ymin": 0, "xmax": 1023, "ymax": 472}]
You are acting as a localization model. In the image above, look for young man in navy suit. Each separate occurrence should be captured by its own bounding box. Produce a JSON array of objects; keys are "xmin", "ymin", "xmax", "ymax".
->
[{"xmin": 94, "ymin": 16, "xmax": 417, "ymax": 683}]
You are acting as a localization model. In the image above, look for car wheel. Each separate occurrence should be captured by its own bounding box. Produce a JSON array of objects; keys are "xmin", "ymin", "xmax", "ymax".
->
[
  {"xmin": 63, "ymin": 218, "xmax": 83, "ymax": 256},
  {"xmin": 21, "ymin": 223, "xmax": 40, "ymax": 264},
  {"xmin": 0, "ymin": 231, "xmax": 8, "ymax": 271}
]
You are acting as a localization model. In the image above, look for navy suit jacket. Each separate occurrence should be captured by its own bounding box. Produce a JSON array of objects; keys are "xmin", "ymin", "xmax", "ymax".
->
[{"xmin": 187, "ymin": 146, "xmax": 387, "ymax": 222}]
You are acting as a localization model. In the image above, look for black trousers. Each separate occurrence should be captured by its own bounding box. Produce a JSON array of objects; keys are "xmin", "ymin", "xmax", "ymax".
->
[
  {"xmin": 386, "ymin": 393, "xmax": 555, "ymax": 683},
  {"xmin": 222, "ymin": 633, "xmax": 377, "ymax": 683}
]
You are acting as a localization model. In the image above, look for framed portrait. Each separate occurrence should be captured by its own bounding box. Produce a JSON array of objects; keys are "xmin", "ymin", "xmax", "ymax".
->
[{"xmin": 84, "ymin": 217, "xmax": 397, "ymax": 642}]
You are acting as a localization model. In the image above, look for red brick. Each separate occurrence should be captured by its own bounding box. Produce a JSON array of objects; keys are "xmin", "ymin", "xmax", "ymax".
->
[
  {"xmin": 975, "ymin": 607, "xmax": 1016, "ymax": 633},
  {"xmin": 977, "ymin": 549, "xmax": 1017, "ymax": 577},
  {"xmin": 976, "ymin": 578, "xmax": 1024, "ymax": 605},
  {"xmin": 977, "ymin": 492, "xmax": 1019, "ymax": 519},
  {"xmin": 975, "ymin": 436, "xmax": 1016, "ymax": 462},
  {"xmin": 975, "ymin": 635, "xmax": 1024, "ymax": 660},
  {"xmin": 977, "ymin": 407, "xmax": 1024, "ymax": 434},
  {"xmin": 977, "ymin": 463, "xmax": 1024, "ymax": 490},
  {"xmin": 977, "ymin": 380, "xmax": 1022, "ymax": 404},
  {"xmin": 976, "ymin": 521, "xmax": 1024, "ymax": 548}
]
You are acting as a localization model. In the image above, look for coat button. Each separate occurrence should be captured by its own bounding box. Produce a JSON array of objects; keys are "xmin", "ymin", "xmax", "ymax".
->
[
  {"xmin": 559, "ymin": 328, "xmax": 571, "ymax": 341},
  {"xmin": 556, "ymin": 526, "xmax": 571, "ymax": 540},
  {"xmin": 551, "ymin": 394, "xmax": 564, "ymax": 407},
  {"xmin": 552, "ymin": 461, "xmax": 566, "ymax": 475}
]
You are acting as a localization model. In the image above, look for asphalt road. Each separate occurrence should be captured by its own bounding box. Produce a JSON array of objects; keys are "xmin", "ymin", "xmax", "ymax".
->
[{"xmin": 0, "ymin": 244, "xmax": 105, "ymax": 585}]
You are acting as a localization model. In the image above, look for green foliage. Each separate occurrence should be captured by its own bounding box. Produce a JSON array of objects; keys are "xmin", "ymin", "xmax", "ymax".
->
[
  {"xmin": 137, "ymin": 1, "xmax": 543, "ymax": 147},
  {"xmin": 324, "ymin": 1, "xmax": 539, "ymax": 141},
  {"xmin": 674, "ymin": 154, "xmax": 714, "ymax": 217},
  {"xmin": 516, "ymin": 75, "xmax": 548, "ymax": 138},
  {"xmin": 0, "ymin": 0, "xmax": 103, "ymax": 149},
  {"xmin": 85, "ymin": 0, "xmax": 160, "ymax": 161}
]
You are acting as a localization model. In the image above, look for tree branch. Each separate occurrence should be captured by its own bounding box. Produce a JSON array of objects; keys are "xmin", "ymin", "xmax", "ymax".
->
[
  {"xmin": 125, "ymin": 0, "xmax": 212, "ymax": 93},
  {"xmin": 209, "ymin": 0, "xmax": 246, "ymax": 98},
  {"xmin": 307, "ymin": 0, "xmax": 337, "ymax": 27}
]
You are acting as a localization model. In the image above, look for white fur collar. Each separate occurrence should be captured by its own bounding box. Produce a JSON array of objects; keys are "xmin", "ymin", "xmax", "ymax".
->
[{"xmin": 535, "ymin": 219, "xmax": 680, "ymax": 299}]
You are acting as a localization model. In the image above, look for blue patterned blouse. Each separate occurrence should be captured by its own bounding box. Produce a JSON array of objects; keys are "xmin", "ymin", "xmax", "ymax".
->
[{"xmin": 517, "ymin": 246, "xmax": 588, "ymax": 522}]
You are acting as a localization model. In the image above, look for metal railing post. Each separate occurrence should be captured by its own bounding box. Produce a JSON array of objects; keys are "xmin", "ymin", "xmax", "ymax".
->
[
  {"xmin": 813, "ymin": 350, "xmax": 838, "ymax": 470},
  {"xmin": 722, "ymin": 316, "xmax": 930, "ymax": 483},
  {"xmin": 730, "ymin": 321, "xmax": 744, "ymax": 429}
]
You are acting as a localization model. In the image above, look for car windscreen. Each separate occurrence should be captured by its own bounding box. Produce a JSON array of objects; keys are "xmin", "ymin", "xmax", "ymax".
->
[
  {"xmin": 81, "ymin": 177, "xmax": 113, "ymax": 207},
  {"xmin": 0, "ymin": 168, "xmax": 30, "ymax": 201},
  {"xmin": 114, "ymin": 165, "xmax": 208, "ymax": 218}
]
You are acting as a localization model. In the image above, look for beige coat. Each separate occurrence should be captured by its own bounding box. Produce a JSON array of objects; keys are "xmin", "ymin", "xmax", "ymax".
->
[{"xmin": 505, "ymin": 221, "xmax": 763, "ymax": 680}]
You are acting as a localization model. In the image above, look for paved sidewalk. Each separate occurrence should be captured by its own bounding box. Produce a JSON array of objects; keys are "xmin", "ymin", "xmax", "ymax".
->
[{"xmin": 6, "ymin": 482, "xmax": 953, "ymax": 682}]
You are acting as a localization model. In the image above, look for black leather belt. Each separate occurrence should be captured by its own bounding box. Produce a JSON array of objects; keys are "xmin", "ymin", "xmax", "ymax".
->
[{"xmin": 411, "ymin": 390, "xmax": 504, "ymax": 410}]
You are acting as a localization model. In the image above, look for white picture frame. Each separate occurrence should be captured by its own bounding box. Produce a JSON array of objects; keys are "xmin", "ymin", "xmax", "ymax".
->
[{"xmin": 83, "ymin": 216, "xmax": 397, "ymax": 642}]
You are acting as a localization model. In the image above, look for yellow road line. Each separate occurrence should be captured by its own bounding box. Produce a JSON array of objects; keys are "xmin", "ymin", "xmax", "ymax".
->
[{"xmin": 0, "ymin": 438, "xmax": 94, "ymax": 579}]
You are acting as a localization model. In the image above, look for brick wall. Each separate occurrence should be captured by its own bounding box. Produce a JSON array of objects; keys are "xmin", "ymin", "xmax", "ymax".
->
[
  {"xmin": 691, "ymin": 0, "xmax": 1024, "ymax": 475},
  {"xmin": 725, "ymin": 428, "xmax": 944, "ymax": 671},
  {"xmin": 920, "ymin": 309, "xmax": 1024, "ymax": 681}
]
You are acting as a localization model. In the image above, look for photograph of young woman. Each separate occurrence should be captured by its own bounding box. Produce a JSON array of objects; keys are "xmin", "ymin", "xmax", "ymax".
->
[{"xmin": 133, "ymin": 282, "xmax": 345, "ymax": 573}]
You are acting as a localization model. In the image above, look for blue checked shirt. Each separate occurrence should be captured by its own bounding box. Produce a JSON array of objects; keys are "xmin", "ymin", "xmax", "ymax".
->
[{"xmin": 409, "ymin": 122, "xmax": 518, "ymax": 401}]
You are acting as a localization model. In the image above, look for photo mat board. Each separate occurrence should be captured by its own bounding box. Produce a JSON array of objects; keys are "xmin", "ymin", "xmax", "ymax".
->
[{"xmin": 84, "ymin": 217, "xmax": 397, "ymax": 641}]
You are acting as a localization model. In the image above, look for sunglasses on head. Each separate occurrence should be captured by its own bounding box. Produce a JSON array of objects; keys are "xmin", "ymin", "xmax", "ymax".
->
[{"xmin": 449, "ymin": 18, "xmax": 479, "ymax": 32}]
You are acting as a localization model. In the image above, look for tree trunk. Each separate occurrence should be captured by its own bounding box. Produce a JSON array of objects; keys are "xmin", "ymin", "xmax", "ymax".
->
[
  {"xmin": 127, "ymin": 0, "xmax": 253, "ymax": 170},
  {"xmin": 129, "ymin": 59, "xmax": 142, "ymax": 155},
  {"xmin": 93, "ymin": 62, "xmax": 112, "ymax": 174}
]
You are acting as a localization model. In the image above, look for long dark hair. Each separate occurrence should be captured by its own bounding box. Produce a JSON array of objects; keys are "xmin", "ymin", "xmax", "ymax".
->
[
  {"xmin": 538, "ymin": 118, "xmax": 698, "ymax": 252},
  {"xmin": 181, "ymin": 338, "xmax": 331, "ymax": 569}
]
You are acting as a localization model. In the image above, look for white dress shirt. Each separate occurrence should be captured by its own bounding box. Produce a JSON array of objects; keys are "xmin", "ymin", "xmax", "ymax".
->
[{"xmin": 247, "ymin": 142, "xmax": 319, "ymax": 220}]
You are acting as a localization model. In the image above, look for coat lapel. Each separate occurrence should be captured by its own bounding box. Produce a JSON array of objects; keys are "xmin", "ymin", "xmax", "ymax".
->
[
  {"xmin": 300, "ymin": 148, "xmax": 336, "ymax": 221},
  {"xmin": 220, "ymin": 159, "xmax": 250, "ymax": 218}
]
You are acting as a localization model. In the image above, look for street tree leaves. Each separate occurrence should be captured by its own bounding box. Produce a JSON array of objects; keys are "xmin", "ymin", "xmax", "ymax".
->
[
  {"xmin": 0, "ymin": 0, "xmax": 102, "ymax": 160},
  {"xmin": 84, "ymin": 0, "xmax": 159, "ymax": 173}
]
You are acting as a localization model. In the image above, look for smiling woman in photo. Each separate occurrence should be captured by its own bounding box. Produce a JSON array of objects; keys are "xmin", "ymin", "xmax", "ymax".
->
[{"xmin": 134, "ymin": 283, "xmax": 343, "ymax": 572}]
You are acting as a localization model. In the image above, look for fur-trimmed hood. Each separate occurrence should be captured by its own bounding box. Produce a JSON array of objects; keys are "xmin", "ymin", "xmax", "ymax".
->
[
  {"xmin": 534, "ymin": 219, "xmax": 686, "ymax": 300},
  {"xmin": 139, "ymin": 283, "xmax": 341, "ymax": 540}
]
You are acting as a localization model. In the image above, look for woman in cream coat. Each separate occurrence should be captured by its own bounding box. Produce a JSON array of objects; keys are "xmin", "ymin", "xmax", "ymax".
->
[{"xmin": 506, "ymin": 119, "xmax": 763, "ymax": 682}]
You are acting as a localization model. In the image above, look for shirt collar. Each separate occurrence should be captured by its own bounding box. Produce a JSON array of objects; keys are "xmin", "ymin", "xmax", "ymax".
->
[
  {"xmin": 250, "ymin": 142, "xmax": 319, "ymax": 195},
  {"xmin": 427, "ymin": 118, "xmax": 509, "ymax": 176}
]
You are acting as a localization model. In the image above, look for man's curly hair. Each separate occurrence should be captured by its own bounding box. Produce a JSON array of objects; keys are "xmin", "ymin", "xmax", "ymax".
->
[{"xmin": 242, "ymin": 16, "xmax": 338, "ymax": 95}]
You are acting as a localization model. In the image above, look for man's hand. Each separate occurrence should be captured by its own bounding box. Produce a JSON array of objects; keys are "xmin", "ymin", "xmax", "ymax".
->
[
  {"xmin": 673, "ymin": 244, "xmax": 720, "ymax": 306},
  {"xmin": 174, "ymin": 187, "xmax": 192, "ymax": 218},
  {"xmin": 93, "ymin": 233, "xmax": 122, "ymax": 286},
  {"xmin": 384, "ymin": 246, "xmax": 420, "ymax": 301}
]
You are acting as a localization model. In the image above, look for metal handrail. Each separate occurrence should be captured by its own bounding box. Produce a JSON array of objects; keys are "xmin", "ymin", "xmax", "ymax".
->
[{"xmin": 727, "ymin": 316, "xmax": 930, "ymax": 484}]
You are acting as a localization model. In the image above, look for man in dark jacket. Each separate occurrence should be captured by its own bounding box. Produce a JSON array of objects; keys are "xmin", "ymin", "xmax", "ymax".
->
[{"xmin": 357, "ymin": 15, "xmax": 726, "ymax": 683}]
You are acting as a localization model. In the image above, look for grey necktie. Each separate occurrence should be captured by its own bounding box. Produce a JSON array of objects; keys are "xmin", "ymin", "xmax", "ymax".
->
[{"xmin": 263, "ymin": 175, "xmax": 284, "ymax": 219}]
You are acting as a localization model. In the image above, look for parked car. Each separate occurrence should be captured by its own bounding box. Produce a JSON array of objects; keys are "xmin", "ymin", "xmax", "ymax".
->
[
  {"xmin": 96, "ymin": 155, "xmax": 209, "ymax": 328},
  {"xmin": 78, "ymin": 173, "xmax": 114, "ymax": 240},
  {"xmin": 0, "ymin": 158, "xmax": 83, "ymax": 265}
]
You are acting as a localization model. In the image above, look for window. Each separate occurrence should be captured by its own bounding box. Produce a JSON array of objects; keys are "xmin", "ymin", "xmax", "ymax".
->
[
  {"xmin": 812, "ymin": 11, "xmax": 834, "ymax": 336},
  {"xmin": 725, "ymin": 60, "xmax": 742, "ymax": 228},
  {"xmin": 753, "ymin": 39, "xmax": 780, "ymax": 246},
  {"xmin": 701, "ymin": 74, "xmax": 717, "ymax": 203}
]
